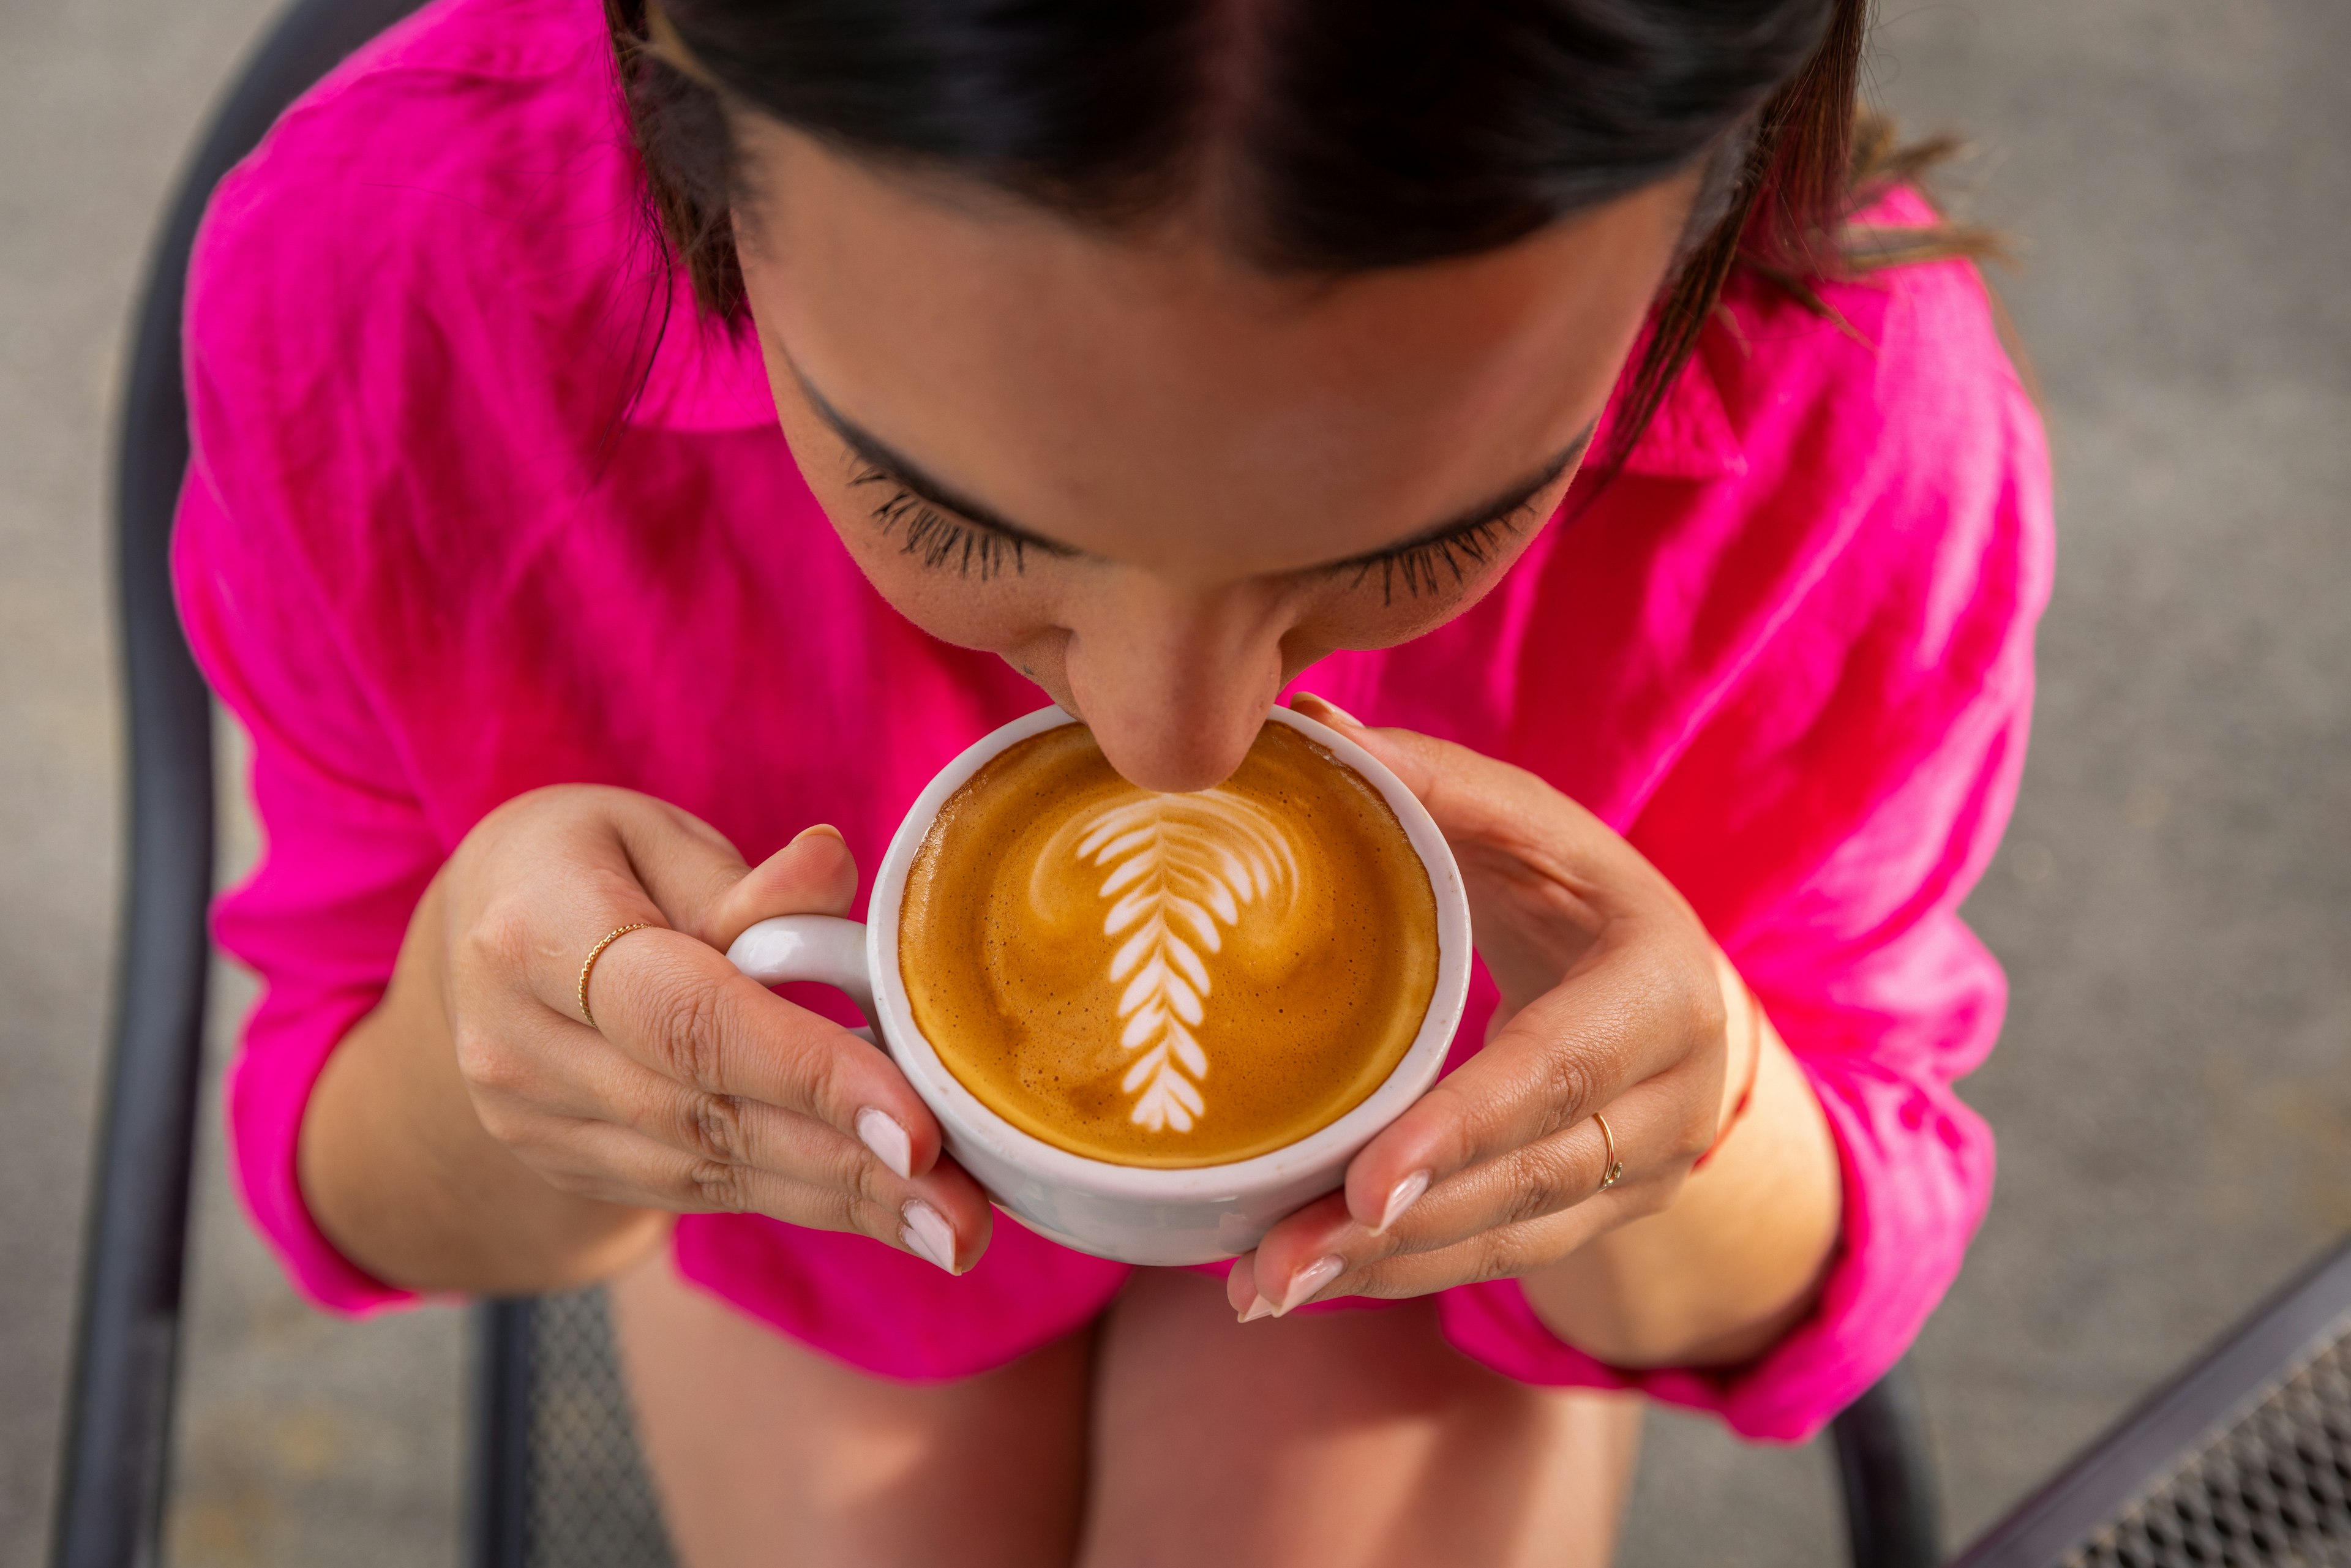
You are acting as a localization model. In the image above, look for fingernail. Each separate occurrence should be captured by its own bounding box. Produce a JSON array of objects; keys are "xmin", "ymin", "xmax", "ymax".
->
[
  {"xmin": 795, "ymin": 822, "xmax": 846, "ymax": 844},
  {"xmin": 1239, "ymin": 1296, "xmax": 1278, "ymax": 1324},
  {"xmin": 1274, "ymin": 1255, "xmax": 1345, "ymax": 1316},
  {"xmin": 856, "ymin": 1108, "xmax": 913, "ymax": 1179},
  {"xmin": 899, "ymin": 1199, "xmax": 958, "ymax": 1274},
  {"xmin": 1293, "ymin": 692, "xmax": 1365, "ymax": 728},
  {"xmin": 1374, "ymin": 1170, "xmax": 1431, "ymax": 1235}
]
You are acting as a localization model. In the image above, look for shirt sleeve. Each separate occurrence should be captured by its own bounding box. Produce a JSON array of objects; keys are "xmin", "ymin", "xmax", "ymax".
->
[
  {"xmin": 174, "ymin": 451, "xmax": 440, "ymax": 1318},
  {"xmin": 1438, "ymin": 257, "xmax": 2053, "ymax": 1442}
]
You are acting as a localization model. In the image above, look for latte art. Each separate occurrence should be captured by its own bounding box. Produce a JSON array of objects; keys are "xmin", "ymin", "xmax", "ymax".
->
[
  {"xmin": 1061, "ymin": 790, "xmax": 1300, "ymax": 1131},
  {"xmin": 899, "ymin": 719, "xmax": 1439, "ymax": 1168}
]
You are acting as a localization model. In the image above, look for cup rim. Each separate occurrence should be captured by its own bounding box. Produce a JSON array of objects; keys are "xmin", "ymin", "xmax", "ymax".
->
[{"xmin": 865, "ymin": 704, "xmax": 1473, "ymax": 1202}]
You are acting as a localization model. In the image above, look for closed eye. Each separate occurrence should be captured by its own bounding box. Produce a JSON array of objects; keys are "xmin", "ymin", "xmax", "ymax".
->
[
  {"xmin": 804, "ymin": 358, "xmax": 1586, "ymax": 599},
  {"xmin": 849, "ymin": 463, "xmax": 1065, "ymax": 582},
  {"xmin": 848, "ymin": 419, "xmax": 1578, "ymax": 599},
  {"xmin": 1322, "ymin": 502, "xmax": 1540, "ymax": 606}
]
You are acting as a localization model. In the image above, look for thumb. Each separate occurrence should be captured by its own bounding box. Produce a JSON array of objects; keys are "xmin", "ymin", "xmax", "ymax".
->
[
  {"xmin": 1290, "ymin": 692, "xmax": 1550, "ymax": 850},
  {"xmin": 1289, "ymin": 694, "xmax": 1656, "ymax": 926},
  {"xmin": 703, "ymin": 824, "xmax": 861, "ymax": 952},
  {"xmin": 1289, "ymin": 692, "xmax": 1438, "ymax": 796}
]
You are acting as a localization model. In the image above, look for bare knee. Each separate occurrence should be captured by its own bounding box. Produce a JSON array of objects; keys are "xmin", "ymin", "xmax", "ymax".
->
[
  {"xmin": 610, "ymin": 1251, "xmax": 1093, "ymax": 1568},
  {"xmin": 1080, "ymin": 1269, "xmax": 1642, "ymax": 1568}
]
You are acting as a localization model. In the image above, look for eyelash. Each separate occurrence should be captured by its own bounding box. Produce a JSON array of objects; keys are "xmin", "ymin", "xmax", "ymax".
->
[
  {"xmin": 850, "ymin": 465, "xmax": 1029, "ymax": 582},
  {"xmin": 1334, "ymin": 508, "xmax": 1533, "ymax": 606},
  {"xmin": 848, "ymin": 462, "xmax": 1532, "ymax": 601}
]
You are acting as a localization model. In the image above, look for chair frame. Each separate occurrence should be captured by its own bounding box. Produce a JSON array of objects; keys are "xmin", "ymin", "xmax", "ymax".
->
[
  {"xmin": 471, "ymin": 1300, "xmax": 538, "ymax": 1567},
  {"xmin": 52, "ymin": 2, "xmax": 1942, "ymax": 1564},
  {"xmin": 49, "ymin": 2, "xmax": 430, "ymax": 1564},
  {"xmin": 1946, "ymin": 1237, "xmax": 2351, "ymax": 1568}
]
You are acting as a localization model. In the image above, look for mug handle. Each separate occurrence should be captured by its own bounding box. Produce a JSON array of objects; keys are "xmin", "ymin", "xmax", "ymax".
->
[{"xmin": 725, "ymin": 915, "xmax": 878, "ymax": 1045}]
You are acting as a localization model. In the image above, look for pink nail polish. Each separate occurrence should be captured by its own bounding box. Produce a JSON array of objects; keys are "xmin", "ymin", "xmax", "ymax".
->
[
  {"xmin": 1374, "ymin": 1170, "xmax": 1431, "ymax": 1234},
  {"xmin": 899, "ymin": 1199, "xmax": 958, "ymax": 1274},
  {"xmin": 1294, "ymin": 692, "xmax": 1365, "ymax": 728},
  {"xmin": 857, "ymin": 1108, "xmax": 913, "ymax": 1179},
  {"xmin": 1274, "ymin": 1255, "xmax": 1345, "ymax": 1316},
  {"xmin": 1239, "ymin": 1296, "xmax": 1277, "ymax": 1324}
]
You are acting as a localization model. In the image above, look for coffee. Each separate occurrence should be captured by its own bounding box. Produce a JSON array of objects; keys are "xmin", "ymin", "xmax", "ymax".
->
[{"xmin": 898, "ymin": 719, "xmax": 1439, "ymax": 1168}]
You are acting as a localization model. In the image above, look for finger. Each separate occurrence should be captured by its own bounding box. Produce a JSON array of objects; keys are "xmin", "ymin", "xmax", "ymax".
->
[
  {"xmin": 594, "ymin": 821, "xmax": 857, "ymax": 994},
  {"xmin": 462, "ymin": 1012, "xmax": 994, "ymax": 1270},
  {"xmin": 522, "ymin": 1117, "xmax": 994, "ymax": 1273},
  {"xmin": 456, "ymin": 1002, "xmax": 643, "ymax": 1131},
  {"xmin": 605, "ymin": 798, "xmax": 830, "ymax": 950},
  {"xmin": 705, "ymin": 825, "xmax": 859, "ymax": 952},
  {"xmin": 1371, "ymin": 1086, "xmax": 1689, "ymax": 1256},
  {"xmin": 490, "ymin": 800, "xmax": 847, "ymax": 1022},
  {"xmin": 1234, "ymin": 1190, "xmax": 1353, "ymax": 1315},
  {"xmin": 610, "ymin": 1051, "xmax": 981, "ymax": 1236},
  {"xmin": 1339, "ymin": 1209, "xmax": 1616, "ymax": 1304},
  {"xmin": 589, "ymin": 926, "xmax": 948, "ymax": 1178},
  {"xmin": 1226, "ymin": 1250, "xmax": 1272, "ymax": 1319},
  {"xmin": 1290, "ymin": 694, "xmax": 1640, "ymax": 884},
  {"xmin": 467, "ymin": 794, "xmax": 727, "ymax": 1022},
  {"xmin": 455, "ymin": 1008, "xmax": 934, "ymax": 1204},
  {"xmin": 576, "ymin": 788, "xmax": 762, "ymax": 943},
  {"xmin": 1291, "ymin": 693, "xmax": 1693, "ymax": 1015},
  {"xmin": 1250, "ymin": 1142, "xmax": 1599, "ymax": 1316},
  {"xmin": 1243, "ymin": 1082, "xmax": 1694, "ymax": 1315},
  {"xmin": 465, "ymin": 803, "xmax": 937, "ymax": 1180},
  {"xmin": 501, "ymin": 1021, "xmax": 903, "ymax": 1185},
  {"xmin": 1338, "ymin": 929, "xmax": 1715, "ymax": 1228},
  {"xmin": 1244, "ymin": 1180, "xmax": 1647, "ymax": 1315}
]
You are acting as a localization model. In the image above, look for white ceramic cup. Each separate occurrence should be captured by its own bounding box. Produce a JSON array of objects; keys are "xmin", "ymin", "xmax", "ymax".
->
[{"xmin": 722, "ymin": 704, "xmax": 1473, "ymax": 1266}]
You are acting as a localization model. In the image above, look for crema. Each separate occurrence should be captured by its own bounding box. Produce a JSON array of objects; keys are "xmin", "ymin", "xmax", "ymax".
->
[{"xmin": 899, "ymin": 721, "xmax": 1439, "ymax": 1168}]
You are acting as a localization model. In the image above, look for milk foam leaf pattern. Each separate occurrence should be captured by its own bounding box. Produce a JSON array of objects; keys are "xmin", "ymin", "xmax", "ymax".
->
[{"xmin": 1074, "ymin": 793, "xmax": 1299, "ymax": 1132}]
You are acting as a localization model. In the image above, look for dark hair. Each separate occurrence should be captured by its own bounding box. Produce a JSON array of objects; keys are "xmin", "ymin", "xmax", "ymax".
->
[{"xmin": 606, "ymin": 0, "xmax": 1986, "ymax": 475}]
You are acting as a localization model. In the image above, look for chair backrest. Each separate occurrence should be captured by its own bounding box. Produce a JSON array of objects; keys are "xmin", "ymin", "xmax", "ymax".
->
[{"xmin": 52, "ymin": 3, "xmax": 427, "ymax": 1564}]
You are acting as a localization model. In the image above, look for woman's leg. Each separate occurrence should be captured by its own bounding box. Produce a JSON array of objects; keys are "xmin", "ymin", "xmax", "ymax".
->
[
  {"xmin": 608, "ymin": 1249, "xmax": 1094, "ymax": 1568},
  {"xmin": 1080, "ymin": 1269, "xmax": 1643, "ymax": 1568}
]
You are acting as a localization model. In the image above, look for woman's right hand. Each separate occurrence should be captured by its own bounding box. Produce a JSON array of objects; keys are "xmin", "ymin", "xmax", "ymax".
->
[{"xmin": 301, "ymin": 784, "xmax": 990, "ymax": 1294}]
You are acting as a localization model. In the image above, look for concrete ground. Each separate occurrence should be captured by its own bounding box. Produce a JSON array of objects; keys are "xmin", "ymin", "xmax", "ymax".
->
[{"xmin": 1, "ymin": 1, "xmax": 2345, "ymax": 1564}]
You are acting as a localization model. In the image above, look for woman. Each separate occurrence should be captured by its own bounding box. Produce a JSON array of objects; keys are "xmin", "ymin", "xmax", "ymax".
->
[{"xmin": 178, "ymin": 0, "xmax": 2049, "ymax": 1561}]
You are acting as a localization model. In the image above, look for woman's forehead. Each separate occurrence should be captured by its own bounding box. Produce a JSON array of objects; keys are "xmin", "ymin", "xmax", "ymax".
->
[{"xmin": 736, "ymin": 123, "xmax": 1695, "ymax": 574}]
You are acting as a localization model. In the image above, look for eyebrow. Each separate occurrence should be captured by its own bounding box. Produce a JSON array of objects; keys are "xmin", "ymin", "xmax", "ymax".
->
[{"xmin": 795, "ymin": 364, "xmax": 1597, "ymax": 570}]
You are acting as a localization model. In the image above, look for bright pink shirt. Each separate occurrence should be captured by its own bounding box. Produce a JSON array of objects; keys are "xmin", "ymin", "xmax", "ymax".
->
[{"xmin": 175, "ymin": 0, "xmax": 2050, "ymax": 1443}]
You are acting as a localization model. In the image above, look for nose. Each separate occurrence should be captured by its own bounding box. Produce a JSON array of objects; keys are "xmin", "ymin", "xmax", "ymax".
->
[{"xmin": 1060, "ymin": 579, "xmax": 1292, "ymax": 793}]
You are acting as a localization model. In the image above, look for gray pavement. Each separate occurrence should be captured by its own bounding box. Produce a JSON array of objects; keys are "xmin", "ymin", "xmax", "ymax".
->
[{"xmin": 2, "ymin": 2, "xmax": 2345, "ymax": 1565}]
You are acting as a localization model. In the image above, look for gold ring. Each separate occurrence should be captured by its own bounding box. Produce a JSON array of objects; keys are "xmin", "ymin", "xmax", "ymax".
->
[
  {"xmin": 577, "ymin": 923, "xmax": 651, "ymax": 1028},
  {"xmin": 1592, "ymin": 1111, "xmax": 1625, "ymax": 1194}
]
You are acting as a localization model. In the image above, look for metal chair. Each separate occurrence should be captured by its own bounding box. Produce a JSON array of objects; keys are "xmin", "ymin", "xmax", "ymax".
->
[
  {"xmin": 1949, "ymin": 1236, "xmax": 2351, "ymax": 1568},
  {"xmin": 50, "ymin": 1, "xmax": 1946, "ymax": 1562},
  {"xmin": 50, "ymin": 2, "xmax": 433, "ymax": 1564}
]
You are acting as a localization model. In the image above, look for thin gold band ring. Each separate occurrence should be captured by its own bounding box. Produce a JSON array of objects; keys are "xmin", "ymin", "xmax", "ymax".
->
[
  {"xmin": 577, "ymin": 923, "xmax": 651, "ymax": 1028},
  {"xmin": 1592, "ymin": 1111, "xmax": 1626, "ymax": 1194}
]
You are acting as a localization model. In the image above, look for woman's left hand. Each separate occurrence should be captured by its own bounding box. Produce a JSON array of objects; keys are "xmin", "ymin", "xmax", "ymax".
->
[{"xmin": 1229, "ymin": 696, "xmax": 1754, "ymax": 1322}]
